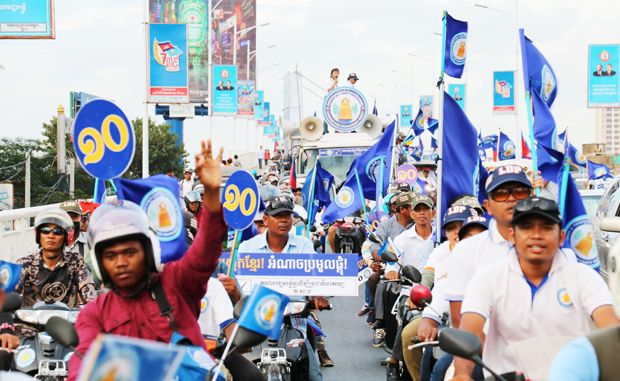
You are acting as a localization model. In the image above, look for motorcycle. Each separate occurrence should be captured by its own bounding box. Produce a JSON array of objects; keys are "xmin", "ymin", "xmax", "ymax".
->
[
  {"xmin": 12, "ymin": 300, "xmax": 80, "ymax": 380},
  {"xmin": 334, "ymin": 217, "xmax": 365, "ymax": 254}
]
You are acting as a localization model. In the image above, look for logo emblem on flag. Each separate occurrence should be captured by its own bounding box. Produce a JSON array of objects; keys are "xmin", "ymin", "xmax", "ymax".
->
[
  {"xmin": 335, "ymin": 187, "xmax": 355, "ymax": 208},
  {"xmin": 255, "ymin": 295, "xmax": 281, "ymax": 331},
  {"xmin": 141, "ymin": 187, "xmax": 183, "ymax": 241},
  {"xmin": 450, "ymin": 32, "xmax": 467, "ymax": 65},
  {"xmin": 541, "ymin": 65, "xmax": 556, "ymax": 102},
  {"xmin": 594, "ymin": 167, "xmax": 607, "ymax": 178},
  {"xmin": 0, "ymin": 266, "xmax": 12, "ymax": 290},
  {"xmin": 153, "ymin": 38, "xmax": 183, "ymax": 72},
  {"xmin": 90, "ymin": 351, "xmax": 137, "ymax": 381},
  {"xmin": 501, "ymin": 141, "xmax": 515, "ymax": 160},
  {"xmin": 365, "ymin": 156, "xmax": 385, "ymax": 183},
  {"xmin": 565, "ymin": 216, "xmax": 597, "ymax": 265}
]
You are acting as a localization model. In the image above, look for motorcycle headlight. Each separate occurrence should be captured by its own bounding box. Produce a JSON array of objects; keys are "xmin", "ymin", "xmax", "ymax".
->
[
  {"xmin": 68, "ymin": 311, "xmax": 80, "ymax": 324},
  {"xmin": 16, "ymin": 310, "xmax": 37, "ymax": 324},
  {"xmin": 284, "ymin": 302, "xmax": 307, "ymax": 316}
]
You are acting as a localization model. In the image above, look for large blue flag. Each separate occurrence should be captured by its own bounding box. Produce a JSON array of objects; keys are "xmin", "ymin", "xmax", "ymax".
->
[
  {"xmin": 496, "ymin": 131, "xmax": 516, "ymax": 160},
  {"xmin": 441, "ymin": 91, "xmax": 480, "ymax": 218},
  {"xmin": 301, "ymin": 160, "xmax": 334, "ymax": 225},
  {"xmin": 443, "ymin": 13, "xmax": 468, "ymax": 79},
  {"xmin": 588, "ymin": 160, "xmax": 612, "ymax": 180},
  {"xmin": 531, "ymin": 90, "xmax": 557, "ymax": 149},
  {"xmin": 115, "ymin": 174, "xmax": 187, "ymax": 263},
  {"xmin": 345, "ymin": 121, "xmax": 395, "ymax": 201},
  {"xmin": 558, "ymin": 130, "xmax": 587, "ymax": 168},
  {"xmin": 479, "ymin": 133, "xmax": 498, "ymax": 149},
  {"xmin": 538, "ymin": 145, "xmax": 600, "ymax": 271},
  {"xmin": 237, "ymin": 284, "xmax": 290, "ymax": 340},
  {"xmin": 519, "ymin": 29, "xmax": 558, "ymax": 108},
  {"xmin": 322, "ymin": 171, "xmax": 365, "ymax": 224},
  {"xmin": 0, "ymin": 261, "xmax": 22, "ymax": 292}
]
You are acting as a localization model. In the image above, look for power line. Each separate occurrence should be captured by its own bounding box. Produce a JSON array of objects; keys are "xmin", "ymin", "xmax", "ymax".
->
[
  {"xmin": 0, "ymin": 167, "xmax": 23, "ymax": 183},
  {"xmin": 0, "ymin": 159, "xmax": 27, "ymax": 171},
  {"xmin": 37, "ymin": 177, "xmax": 63, "ymax": 206}
]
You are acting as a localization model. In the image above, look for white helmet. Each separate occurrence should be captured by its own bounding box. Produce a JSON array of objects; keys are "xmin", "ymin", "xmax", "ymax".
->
[
  {"xmin": 34, "ymin": 208, "xmax": 75, "ymax": 247},
  {"xmin": 87, "ymin": 200, "xmax": 161, "ymax": 285},
  {"xmin": 609, "ymin": 240, "xmax": 620, "ymax": 318}
]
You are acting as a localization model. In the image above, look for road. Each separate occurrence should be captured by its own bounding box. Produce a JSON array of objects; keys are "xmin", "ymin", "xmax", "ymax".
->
[{"xmin": 319, "ymin": 284, "xmax": 388, "ymax": 381}]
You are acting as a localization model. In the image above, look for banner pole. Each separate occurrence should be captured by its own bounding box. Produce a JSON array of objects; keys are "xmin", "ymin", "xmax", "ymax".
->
[
  {"xmin": 559, "ymin": 128, "xmax": 570, "ymax": 216},
  {"xmin": 524, "ymin": 90, "xmax": 540, "ymax": 197},
  {"xmin": 435, "ymin": 10, "xmax": 447, "ymax": 243},
  {"xmin": 354, "ymin": 169, "xmax": 371, "ymax": 227},
  {"xmin": 227, "ymin": 230, "xmax": 241, "ymax": 277},
  {"xmin": 305, "ymin": 156, "xmax": 320, "ymax": 238},
  {"xmin": 212, "ymin": 323, "xmax": 240, "ymax": 379}
]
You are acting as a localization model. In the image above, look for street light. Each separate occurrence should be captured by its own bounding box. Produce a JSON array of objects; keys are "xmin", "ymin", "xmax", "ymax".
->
[
  {"xmin": 234, "ymin": 23, "xmax": 271, "ymax": 65},
  {"xmin": 247, "ymin": 45, "xmax": 276, "ymax": 80},
  {"xmin": 258, "ymin": 63, "xmax": 280, "ymax": 72},
  {"xmin": 391, "ymin": 69, "xmax": 414, "ymax": 105}
]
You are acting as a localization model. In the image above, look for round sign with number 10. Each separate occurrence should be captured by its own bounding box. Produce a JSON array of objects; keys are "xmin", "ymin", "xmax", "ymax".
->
[
  {"xmin": 395, "ymin": 164, "xmax": 418, "ymax": 185},
  {"xmin": 221, "ymin": 170, "xmax": 260, "ymax": 230}
]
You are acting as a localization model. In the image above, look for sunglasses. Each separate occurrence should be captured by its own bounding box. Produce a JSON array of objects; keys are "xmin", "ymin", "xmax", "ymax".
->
[
  {"xmin": 39, "ymin": 226, "xmax": 66, "ymax": 236},
  {"xmin": 269, "ymin": 197, "xmax": 295, "ymax": 211},
  {"xmin": 514, "ymin": 198, "xmax": 558, "ymax": 213},
  {"xmin": 489, "ymin": 187, "xmax": 531, "ymax": 202}
]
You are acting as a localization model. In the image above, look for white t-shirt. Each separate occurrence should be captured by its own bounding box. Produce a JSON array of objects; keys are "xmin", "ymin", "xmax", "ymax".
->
[
  {"xmin": 423, "ymin": 240, "xmax": 451, "ymax": 273},
  {"xmin": 198, "ymin": 278, "xmax": 234, "ymax": 337},
  {"xmin": 181, "ymin": 179, "xmax": 194, "ymax": 197},
  {"xmin": 422, "ymin": 277, "xmax": 449, "ymax": 324},
  {"xmin": 327, "ymin": 78, "xmax": 338, "ymax": 92},
  {"xmin": 258, "ymin": 149, "xmax": 264, "ymax": 158},
  {"xmin": 461, "ymin": 249, "xmax": 613, "ymax": 376},
  {"xmin": 391, "ymin": 225, "xmax": 434, "ymax": 273}
]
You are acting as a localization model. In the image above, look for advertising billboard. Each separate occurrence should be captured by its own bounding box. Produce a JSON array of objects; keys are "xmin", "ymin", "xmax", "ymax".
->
[
  {"xmin": 448, "ymin": 84, "xmax": 465, "ymax": 110},
  {"xmin": 148, "ymin": 23, "xmax": 189, "ymax": 103},
  {"xmin": 262, "ymin": 102, "xmax": 270, "ymax": 122},
  {"xmin": 400, "ymin": 105, "xmax": 413, "ymax": 127},
  {"xmin": 419, "ymin": 96, "xmax": 433, "ymax": 119},
  {"xmin": 254, "ymin": 90, "xmax": 264, "ymax": 120},
  {"xmin": 0, "ymin": 184, "xmax": 13, "ymax": 211},
  {"xmin": 588, "ymin": 44, "xmax": 620, "ymax": 108},
  {"xmin": 237, "ymin": 80, "xmax": 255, "ymax": 118},
  {"xmin": 212, "ymin": 65, "xmax": 237, "ymax": 115},
  {"xmin": 493, "ymin": 71, "xmax": 515, "ymax": 115},
  {"xmin": 0, "ymin": 0, "xmax": 55, "ymax": 39}
]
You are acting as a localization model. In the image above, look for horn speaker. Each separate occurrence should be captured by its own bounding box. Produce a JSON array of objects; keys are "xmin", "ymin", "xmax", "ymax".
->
[
  {"xmin": 299, "ymin": 116, "xmax": 324, "ymax": 141},
  {"xmin": 361, "ymin": 114, "xmax": 383, "ymax": 139}
]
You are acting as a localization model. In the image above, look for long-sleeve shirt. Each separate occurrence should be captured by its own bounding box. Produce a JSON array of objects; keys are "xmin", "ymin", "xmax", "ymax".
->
[{"xmin": 68, "ymin": 208, "xmax": 226, "ymax": 380}]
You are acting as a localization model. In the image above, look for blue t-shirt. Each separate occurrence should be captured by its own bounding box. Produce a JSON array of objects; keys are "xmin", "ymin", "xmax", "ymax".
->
[{"xmin": 548, "ymin": 336, "xmax": 599, "ymax": 381}]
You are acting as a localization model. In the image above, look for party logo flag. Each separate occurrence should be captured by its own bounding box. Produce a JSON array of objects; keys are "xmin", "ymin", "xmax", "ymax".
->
[
  {"xmin": 519, "ymin": 29, "xmax": 558, "ymax": 107},
  {"xmin": 558, "ymin": 130, "xmax": 586, "ymax": 168},
  {"xmin": 115, "ymin": 174, "xmax": 186, "ymax": 263},
  {"xmin": 322, "ymin": 171, "xmax": 364, "ymax": 224},
  {"xmin": 588, "ymin": 160, "xmax": 613, "ymax": 180},
  {"xmin": 0, "ymin": 261, "xmax": 21, "ymax": 292},
  {"xmin": 301, "ymin": 160, "xmax": 334, "ymax": 225},
  {"xmin": 444, "ymin": 13, "xmax": 468, "ymax": 79},
  {"xmin": 238, "ymin": 285, "xmax": 290, "ymax": 339},
  {"xmin": 531, "ymin": 90, "xmax": 558, "ymax": 149},
  {"xmin": 478, "ymin": 146, "xmax": 487, "ymax": 161},
  {"xmin": 411, "ymin": 138, "xmax": 424, "ymax": 161},
  {"xmin": 497, "ymin": 132, "xmax": 516, "ymax": 160},
  {"xmin": 411, "ymin": 108, "xmax": 439, "ymax": 136},
  {"xmin": 479, "ymin": 133, "xmax": 498, "ymax": 149}
]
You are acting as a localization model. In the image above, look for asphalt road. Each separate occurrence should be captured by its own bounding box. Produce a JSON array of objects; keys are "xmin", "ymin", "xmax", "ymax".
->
[{"xmin": 318, "ymin": 284, "xmax": 388, "ymax": 381}]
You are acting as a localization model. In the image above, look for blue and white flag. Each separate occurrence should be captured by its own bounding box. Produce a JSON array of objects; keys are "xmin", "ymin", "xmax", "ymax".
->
[
  {"xmin": 115, "ymin": 174, "xmax": 187, "ymax": 263},
  {"xmin": 414, "ymin": 178, "xmax": 428, "ymax": 195},
  {"xmin": 538, "ymin": 145, "xmax": 600, "ymax": 271},
  {"xmin": 411, "ymin": 108, "xmax": 439, "ymax": 137},
  {"xmin": 531, "ymin": 90, "xmax": 557, "ymax": 149},
  {"xmin": 478, "ymin": 146, "xmax": 487, "ymax": 161},
  {"xmin": 441, "ymin": 91, "xmax": 480, "ymax": 218},
  {"xmin": 588, "ymin": 160, "xmax": 613, "ymax": 180},
  {"xmin": 443, "ymin": 13, "xmax": 468, "ymax": 79},
  {"xmin": 497, "ymin": 132, "xmax": 516, "ymax": 160},
  {"xmin": 0, "ymin": 261, "xmax": 21, "ymax": 292},
  {"xmin": 558, "ymin": 130, "xmax": 587, "ymax": 168},
  {"xmin": 301, "ymin": 160, "xmax": 334, "ymax": 225},
  {"xmin": 411, "ymin": 138, "xmax": 424, "ymax": 161},
  {"xmin": 479, "ymin": 133, "xmax": 498, "ymax": 150},
  {"xmin": 238, "ymin": 285, "xmax": 290, "ymax": 339},
  {"xmin": 322, "ymin": 171, "xmax": 365, "ymax": 224},
  {"xmin": 519, "ymin": 29, "xmax": 558, "ymax": 108},
  {"xmin": 345, "ymin": 121, "xmax": 395, "ymax": 201}
]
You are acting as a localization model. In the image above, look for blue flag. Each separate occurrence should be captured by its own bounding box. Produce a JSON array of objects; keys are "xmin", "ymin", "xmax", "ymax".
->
[
  {"xmin": 588, "ymin": 160, "xmax": 612, "ymax": 180},
  {"xmin": 441, "ymin": 91, "xmax": 480, "ymax": 218},
  {"xmin": 519, "ymin": 29, "xmax": 558, "ymax": 108},
  {"xmin": 558, "ymin": 130, "xmax": 587, "ymax": 168},
  {"xmin": 0, "ymin": 261, "xmax": 22, "ymax": 292},
  {"xmin": 372, "ymin": 99, "xmax": 378, "ymax": 116},
  {"xmin": 531, "ymin": 90, "xmax": 557, "ymax": 149},
  {"xmin": 345, "ymin": 121, "xmax": 395, "ymax": 200},
  {"xmin": 478, "ymin": 146, "xmax": 487, "ymax": 161},
  {"xmin": 413, "ymin": 178, "xmax": 428, "ymax": 195},
  {"xmin": 115, "ymin": 174, "xmax": 187, "ymax": 263},
  {"xmin": 301, "ymin": 160, "xmax": 334, "ymax": 225},
  {"xmin": 497, "ymin": 131, "xmax": 516, "ymax": 160},
  {"xmin": 322, "ymin": 171, "xmax": 365, "ymax": 224},
  {"xmin": 538, "ymin": 145, "xmax": 600, "ymax": 271},
  {"xmin": 411, "ymin": 108, "xmax": 439, "ymax": 137},
  {"xmin": 411, "ymin": 138, "xmax": 424, "ymax": 161},
  {"xmin": 443, "ymin": 13, "xmax": 468, "ymax": 79},
  {"xmin": 479, "ymin": 134, "xmax": 498, "ymax": 149},
  {"xmin": 238, "ymin": 284, "xmax": 290, "ymax": 339},
  {"xmin": 477, "ymin": 158, "xmax": 489, "ymax": 206}
]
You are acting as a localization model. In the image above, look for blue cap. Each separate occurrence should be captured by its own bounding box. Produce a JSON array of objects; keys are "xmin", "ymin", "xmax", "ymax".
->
[
  {"xmin": 348, "ymin": 73, "xmax": 359, "ymax": 80},
  {"xmin": 485, "ymin": 165, "xmax": 531, "ymax": 194},
  {"xmin": 442, "ymin": 205, "xmax": 477, "ymax": 229},
  {"xmin": 458, "ymin": 215, "xmax": 489, "ymax": 240}
]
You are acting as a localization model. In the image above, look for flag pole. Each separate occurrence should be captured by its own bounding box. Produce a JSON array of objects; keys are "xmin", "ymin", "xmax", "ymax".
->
[
  {"xmin": 496, "ymin": 128, "xmax": 501, "ymax": 162},
  {"xmin": 559, "ymin": 127, "xmax": 570, "ymax": 215},
  {"xmin": 435, "ymin": 10, "xmax": 447, "ymax": 243},
  {"xmin": 305, "ymin": 156, "xmax": 320, "ymax": 238},
  {"xmin": 520, "ymin": 29, "xmax": 541, "ymax": 197},
  {"xmin": 354, "ymin": 169, "xmax": 371, "ymax": 227},
  {"xmin": 388, "ymin": 116, "xmax": 399, "ymax": 182}
]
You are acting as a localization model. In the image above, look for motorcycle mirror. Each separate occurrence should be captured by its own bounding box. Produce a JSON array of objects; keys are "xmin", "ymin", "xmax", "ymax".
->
[
  {"xmin": 410, "ymin": 285, "xmax": 432, "ymax": 308},
  {"xmin": 46, "ymin": 317, "xmax": 81, "ymax": 353},
  {"xmin": 2, "ymin": 292, "xmax": 22, "ymax": 313},
  {"xmin": 368, "ymin": 233, "xmax": 383, "ymax": 245},
  {"xmin": 402, "ymin": 265, "xmax": 422, "ymax": 284},
  {"xmin": 310, "ymin": 226, "xmax": 317, "ymax": 233},
  {"xmin": 438, "ymin": 328, "xmax": 482, "ymax": 361},
  {"xmin": 381, "ymin": 251, "xmax": 399, "ymax": 263},
  {"xmin": 232, "ymin": 326, "xmax": 268, "ymax": 350},
  {"xmin": 313, "ymin": 240, "xmax": 321, "ymax": 250},
  {"xmin": 233, "ymin": 296, "xmax": 248, "ymax": 320}
]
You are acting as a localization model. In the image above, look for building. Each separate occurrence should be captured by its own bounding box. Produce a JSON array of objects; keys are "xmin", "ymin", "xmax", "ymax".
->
[{"xmin": 595, "ymin": 107, "xmax": 620, "ymax": 154}]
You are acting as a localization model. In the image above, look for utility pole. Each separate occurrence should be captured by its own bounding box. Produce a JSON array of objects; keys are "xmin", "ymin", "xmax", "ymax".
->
[
  {"xmin": 57, "ymin": 104, "xmax": 68, "ymax": 191},
  {"xmin": 69, "ymin": 158, "xmax": 75, "ymax": 197},
  {"xmin": 25, "ymin": 152, "xmax": 30, "ymax": 208}
]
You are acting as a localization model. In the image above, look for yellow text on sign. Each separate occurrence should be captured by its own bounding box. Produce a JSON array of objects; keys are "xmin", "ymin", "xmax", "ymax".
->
[
  {"xmin": 78, "ymin": 115, "xmax": 130, "ymax": 164},
  {"xmin": 223, "ymin": 185, "xmax": 257, "ymax": 216}
]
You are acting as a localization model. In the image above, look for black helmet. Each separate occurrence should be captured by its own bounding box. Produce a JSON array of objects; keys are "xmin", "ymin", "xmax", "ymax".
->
[{"xmin": 184, "ymin": 191, "xmax": 202, "ymax": 213}]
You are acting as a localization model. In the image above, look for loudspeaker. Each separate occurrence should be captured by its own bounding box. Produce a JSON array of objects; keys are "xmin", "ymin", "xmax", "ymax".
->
[
  {"xmin": 299, "ymin": 116, "xmax": 324, "ymax": 141},
  {"xmin": 279, "ymin": 117, "xmax": 299, "ymax": 139},
  {"xmin": 360, "ymin": 114, "xmax": 383, "ymax": 139}
]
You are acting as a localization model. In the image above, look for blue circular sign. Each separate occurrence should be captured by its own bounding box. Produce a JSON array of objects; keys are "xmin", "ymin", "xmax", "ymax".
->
[
  {"xmin": 322, "ymin": 87, "xmax": 369, "ymax": 132},
  {"xmin": 365, "ymin": 211, "xmax": 389, "ymax": 235},
  {"xmin": 221, "ymin": 170, "xmax": 260, "ymax": 230},
  {"xmin": 73, "ymin": 99, "xmax": 135, "ymax": 179}
]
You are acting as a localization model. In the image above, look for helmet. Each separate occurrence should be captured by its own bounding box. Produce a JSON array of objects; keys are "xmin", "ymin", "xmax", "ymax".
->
[
  {"xmin": 269, "ymin": 176, "xmax": 279, "ymax": 183},
  {"xmin": 87, "ymin": 200, "xmax": 161, "ymax": 285},
  {"xmin": 259, "ymin": 185, "xmax": 281, "ymax": 204},
  {"xmin": 35, "ymin": 208, "xmax": 75, "ymax": 246},
  {"xmin": 383, "ymin": 192, "xmax": 397, "ymax": 214},
  {"xmin": 184, "ymin": 190, "xmax": 202, "ymax": 212},
  {"xmin": 193, "ymin": 184, "xmax": 205, "ymax": 196}
]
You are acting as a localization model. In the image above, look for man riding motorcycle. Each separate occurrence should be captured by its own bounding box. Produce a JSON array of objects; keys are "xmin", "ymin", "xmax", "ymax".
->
[
  {"xmin": 16, "ymin": 208, "xmax": 96, "ymax": 308},
  {"xmin": 67, "ymin": 140, "xmax": 226, "ymax": 381}
]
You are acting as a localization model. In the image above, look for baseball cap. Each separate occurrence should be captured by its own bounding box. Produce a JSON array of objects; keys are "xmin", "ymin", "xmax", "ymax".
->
[
  {"xmin": 254, "ymin": 210, "xmax": 265, "ymax": 222},
  {"xmin": 265, "ymin": 196, "xmax": 295, "ymax": 216},
  {"xmin": 395, "ymin": 192, "xmax": 416, "ymax": 207},
  {"xmin": 411, "ymin": 194, "xmax": 434, "ymax": 209},
  {"xmin": 348, "ymin": 73, "xmax": 359, "ymax": 80},
  {"xmin": 511, "ymin": 197, "xmax": 562, "ymax": 225},
  {"xmin": 60, "ymin": 200, "xmax": 84, "ymax": 216},
  {"xmin": 485, "ymin": 165, "xmax": 531, "ymax": 194},
  {"xmin": 442, "ymin": 205, "xmax": 477, "ymax": 229},
  {"xmin": 451, "ymin": 196, "xmax": 484, "ymax": 216},
  {"xmin": 458, "ymin": 215, "xmax": 490, "ymax": 240},
  {"xmin": 388, "ymin": 182, "xmax": 413, "ymax": 194}
]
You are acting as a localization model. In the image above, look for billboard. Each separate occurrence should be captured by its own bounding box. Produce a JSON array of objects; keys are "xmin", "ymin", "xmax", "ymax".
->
[
  {"xmin": 588, "ymin": 44, "xmax": 620, "ymax": 108},
  {"xmin": 493, "ymin": 71, "xmax": 515, "ymax": 115},
  {"xmin": 237, "ymin": 80, "xmax": 255, "ymax": 118},
  {"xmin": 254, "ymin": 90, "xmax": 264, "ymax": 120},
  {"xmin": 212, "ymin": 65, "xmax": 238, "ymax": 115},
  {"xmin": 400, "ymin": 105, "xmax": 412, "ymax": 127},
  {"xmin": 0, "ymin": 0, "xmax": 55, "ymax": 39},
  {"xmin": 0, "ymin": 184, "xmax": 13, "ymax": 211},
  {"xmin": 148, "ymin": 23, "xmax": 189, "ymax": 103},
  {"xmin": 419, "ymin": 95, "xmax": 433, "ymax": 119},
  {"xmin": 448, "ymin": 84, "xmax": 465, "ymax": 110},
  {"xmin": 262, "ymin": 102, "xmax": 270, "ymax": 122}
]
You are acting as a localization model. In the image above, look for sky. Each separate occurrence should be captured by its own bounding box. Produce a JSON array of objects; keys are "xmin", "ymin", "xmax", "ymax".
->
[{"xmin": 1, "ymin": 0, "xmax": 620, "ymax": 165}]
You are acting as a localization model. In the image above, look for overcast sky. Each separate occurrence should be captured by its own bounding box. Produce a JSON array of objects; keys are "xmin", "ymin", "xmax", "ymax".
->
[{"xmin": 1, "ymin": 0, "xmax": 619, "ymax": 163}]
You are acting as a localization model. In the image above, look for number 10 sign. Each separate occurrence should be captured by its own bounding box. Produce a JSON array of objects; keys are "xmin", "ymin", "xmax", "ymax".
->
[{"xmin": 221, "ymin": 171, "xmax": 260, "ymax": 230}]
